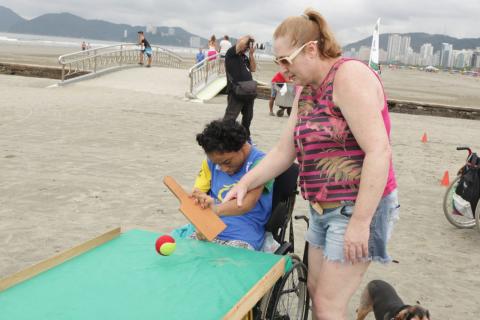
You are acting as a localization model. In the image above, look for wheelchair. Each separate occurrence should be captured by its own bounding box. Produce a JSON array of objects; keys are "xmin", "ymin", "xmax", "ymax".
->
[
  {"xmin": 254, "ymin": 163, "xmax": 311, "ymax": 320},
  {"xmin": 443, "ymin": 146, "xmax": 480, "ymax": 232}
]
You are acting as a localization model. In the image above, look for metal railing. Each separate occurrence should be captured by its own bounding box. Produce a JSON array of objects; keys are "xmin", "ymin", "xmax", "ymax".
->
[
  {"xmin": 187, "ymin": 52, "xmax": 225, "ymax": 98},
  {"xmin": 58, "ymin": 43, "xmax": 184, "ymax": 82}
]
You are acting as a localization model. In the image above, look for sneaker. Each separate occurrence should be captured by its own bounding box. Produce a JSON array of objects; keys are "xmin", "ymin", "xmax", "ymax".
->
[
  {"xmin": 138, "ymin": 62, "xmax": 144, "ymax": 65},
  {"xmin": 269, "ymin": 111, "xmax": 275, "ymax": 116},
  {"xmin": 146, "ymin": 65, "xmax": 151, "ymax": 68}
]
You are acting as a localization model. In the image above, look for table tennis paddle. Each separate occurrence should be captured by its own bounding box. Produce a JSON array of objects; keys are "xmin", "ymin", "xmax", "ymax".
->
[{"xmin": 163, "ymin": 176, "xmax": 226, "ymax": 241}]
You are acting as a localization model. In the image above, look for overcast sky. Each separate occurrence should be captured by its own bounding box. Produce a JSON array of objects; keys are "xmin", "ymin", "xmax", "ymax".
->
[{"xmin": 2, "ymin": 0, "xmax": 479, "ymax": 45}]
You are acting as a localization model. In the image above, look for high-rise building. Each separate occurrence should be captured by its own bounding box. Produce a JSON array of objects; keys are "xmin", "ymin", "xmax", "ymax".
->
[
  {"xmin": 453, "ymin": 50, "xmax": 473, "ymax": 69},
  {"xmin": 420, "ymin": 43, "xmax": 434, "ymax": 66},
  {"xmin": 472, "ymin": 48, "xmax": 480, "ymax": 69},
  {"xmin": 190, "ymin": 36, "xmax": 201, "ymax": 48},
  {"xmin": 433, "ymin": 51, "xmax": 441, "ymax": 66},
  {"xmin": 440, "ymin": 43, "xmax": 453, "ymax": 68},
  {"xmin": 399, "ymin": 36, "xmax": 411, "ymax": 56},
  {"xmin": 379, "ymin": 49, "xmax": 387, "ymax": 62},
  {"xmin": 387, "ymin": 34, "xmax": 402, "ymax": 62}
]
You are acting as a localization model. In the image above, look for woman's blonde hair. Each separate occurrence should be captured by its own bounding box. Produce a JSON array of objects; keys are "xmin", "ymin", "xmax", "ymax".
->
[{"xmin": 273, "ymin": 8, "xmax": 342, "ymax": 59}]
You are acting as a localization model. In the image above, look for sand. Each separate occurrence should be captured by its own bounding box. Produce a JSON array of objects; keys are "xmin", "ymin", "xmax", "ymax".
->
[{"xmin": 0, "ymin": 48, "xmax": 480, "ymax": 319}]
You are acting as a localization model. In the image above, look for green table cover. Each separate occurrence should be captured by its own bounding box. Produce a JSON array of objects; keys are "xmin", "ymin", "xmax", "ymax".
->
[{"xmin": 0, "ymin": 229, "xmax": 292, "ymax": 319}]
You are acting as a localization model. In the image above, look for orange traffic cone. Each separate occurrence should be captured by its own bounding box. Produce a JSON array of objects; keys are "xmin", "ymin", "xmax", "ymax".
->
[
  {"xmin": 421, "ymin": 132, "xmax": 428, "ymax": 143},
  {"xmin": 441, "ymin": 170, "xmax": 450, "ymax": 186}
]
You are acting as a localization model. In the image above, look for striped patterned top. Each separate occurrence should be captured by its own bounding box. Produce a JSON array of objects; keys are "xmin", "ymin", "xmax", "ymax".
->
[{"xmin": 294, "ymin": 58, "xmax": 397, "ymax": 202}]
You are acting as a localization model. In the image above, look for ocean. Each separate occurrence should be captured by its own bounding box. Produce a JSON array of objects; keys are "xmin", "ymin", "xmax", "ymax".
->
[{"xmin": 0, "ymin": 32, "xmax": 273, "ymax": 60}]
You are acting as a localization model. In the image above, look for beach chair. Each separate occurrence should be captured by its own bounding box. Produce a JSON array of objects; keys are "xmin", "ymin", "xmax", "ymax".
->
[{"xmin": 254, "ymin": 163, "xmax": 310, "ymax": 320}]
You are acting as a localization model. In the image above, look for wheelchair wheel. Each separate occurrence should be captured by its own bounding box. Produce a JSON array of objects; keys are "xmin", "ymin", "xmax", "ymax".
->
[
  {"xmin": 267, "ymin": 254, "xmax": 309, "ymax": 320},
  {"xmin": 276, "ymin": 109, "xmax": 285, "ymax": 117},
  {"xmin": 443, "ymin": 176, "xmax": 476, "ymax": 229}
]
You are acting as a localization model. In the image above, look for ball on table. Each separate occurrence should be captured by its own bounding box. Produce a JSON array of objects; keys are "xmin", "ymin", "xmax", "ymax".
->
[{"xmin": 155, "ymin": 235, "xmax": 176, "ymax": 256}]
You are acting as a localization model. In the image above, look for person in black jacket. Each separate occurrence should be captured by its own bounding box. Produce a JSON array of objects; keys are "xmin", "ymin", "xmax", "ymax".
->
[{"xmin": 224, "ymin": 35, "xmax": 257, "ymax": 142}]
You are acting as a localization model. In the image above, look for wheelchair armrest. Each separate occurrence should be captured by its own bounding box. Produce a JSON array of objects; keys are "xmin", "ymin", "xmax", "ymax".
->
[
  {"xmin": 294, "ymin": 215, "xmax": 309, "ymax": 227},
  {"xmin": 274, "ymin": 242, "xmax": 293, "ymax": 255}
]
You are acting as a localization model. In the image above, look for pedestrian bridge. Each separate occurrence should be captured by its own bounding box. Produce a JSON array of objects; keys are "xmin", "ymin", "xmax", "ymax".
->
[{"xmin": 58, "ymin": 44, "xmax": 227, "ymax": 101}]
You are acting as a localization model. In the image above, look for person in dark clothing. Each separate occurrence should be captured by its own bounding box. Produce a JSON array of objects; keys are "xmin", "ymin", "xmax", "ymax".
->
[
  {"xmin": 137, "ymin": 31, "xmax": 152, "ymax": 67},
  {"xmin": 224, "ymin": 35, "xmax": 257, "ymax": 141}
]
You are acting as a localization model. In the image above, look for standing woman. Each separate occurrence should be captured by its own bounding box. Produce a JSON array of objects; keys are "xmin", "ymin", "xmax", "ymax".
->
[
  {"xmin": 207, "ymin": 35, "xmax": 218, "ymax": 61},
  {"xmin": 224, "ymin": 8, "xmax": 399, "ymax": 320}
]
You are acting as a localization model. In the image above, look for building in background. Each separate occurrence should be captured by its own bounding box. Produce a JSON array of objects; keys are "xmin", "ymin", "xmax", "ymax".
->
[
  {"xmin": 471, "ymin": 48, "xmax": 480, "ymax": 69},
  {"xmin": 146, "ymin": 24, "xmax": 157, "ymax": 35},
  {"xmin": 358, "ymin": 46, "xmax": 370, "ymax": 61},
  {"xmin": 420, "ymin": 43, "xmax": 434, "ymax": 66},
  {"xmin": 387, "ymin": 34, "xmax": 402, "ymax": 62},
  {"xmin": 190, "ymin": 36, "xmax": 201, "ymax": 48}
]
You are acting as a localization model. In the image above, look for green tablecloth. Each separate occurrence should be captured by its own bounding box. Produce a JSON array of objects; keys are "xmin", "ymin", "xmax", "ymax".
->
[{"xmin": 0, "ymin": 229, "xmax": 291, "ymax": 319}]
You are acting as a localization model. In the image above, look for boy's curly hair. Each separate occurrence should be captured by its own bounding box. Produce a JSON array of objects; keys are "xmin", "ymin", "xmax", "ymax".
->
[{"xmin": 196, "ymin": 119, "xmax": 247, "ymax": 153}]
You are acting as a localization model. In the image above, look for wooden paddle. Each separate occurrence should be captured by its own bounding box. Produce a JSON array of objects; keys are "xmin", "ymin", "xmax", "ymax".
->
[{"xmin": 163, "ymin": 176, "xmax": 226, "ymax": 241}]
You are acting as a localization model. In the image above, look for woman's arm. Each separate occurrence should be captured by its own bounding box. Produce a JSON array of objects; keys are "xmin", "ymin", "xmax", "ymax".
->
[
  {"xmin": 192, "ymin": 186, "xmax": 263, "ymax": 216},
  {"xmin": 216, "ymin": 186, "xmax": 263, "ymax": 216},
  {"xmin": 223, "ymin": 87, "xmax": 302, "ymax": 206},
  {"xmin": 334, "ymin": 61, "xmax": 392, "ymax": 262}
]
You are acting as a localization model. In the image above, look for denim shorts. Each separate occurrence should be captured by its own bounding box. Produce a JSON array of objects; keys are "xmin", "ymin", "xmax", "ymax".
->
[{"xmin": 305, "ymin": 189, "xmax": 399, "ymax": 263}]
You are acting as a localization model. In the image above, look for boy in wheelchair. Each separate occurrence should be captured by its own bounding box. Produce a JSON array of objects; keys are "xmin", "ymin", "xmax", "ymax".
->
[
  {"xmin": 189, "ymin": 119, "xmax": 274, "ymax": 251},
  {"xmin": 171, "ymin": 119, "xmax": 308, "ymax": 319}
]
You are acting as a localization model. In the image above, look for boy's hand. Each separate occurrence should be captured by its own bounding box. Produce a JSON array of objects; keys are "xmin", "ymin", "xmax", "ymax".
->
[
  {"xmin": 196, "ymin": 232, "xmax": 208, "ymax": 241},
  {"xmin": 191, "ymin": 189, "xmax": 215, "ymax": 210}
]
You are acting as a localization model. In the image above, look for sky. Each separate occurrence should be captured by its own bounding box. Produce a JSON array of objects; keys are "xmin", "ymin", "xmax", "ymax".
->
[{"xmin": 1, "ymin": 0, "xmax": 479, "ymax": 46}]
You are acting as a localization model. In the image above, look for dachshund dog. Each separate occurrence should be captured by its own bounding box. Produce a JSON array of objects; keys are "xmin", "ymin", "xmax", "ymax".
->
[{"xmin": 356, "ymin": 280, "xmax": 430, "ymax": 320}]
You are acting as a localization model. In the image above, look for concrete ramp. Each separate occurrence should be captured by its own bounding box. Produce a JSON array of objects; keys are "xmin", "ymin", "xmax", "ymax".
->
[
  {"xmin": 194, "ymin": 76, "xmax": 227, "ymax": 101},
  {"xmin": 72, "ymin": 67, "xmax": 190, "ymax": 98}
]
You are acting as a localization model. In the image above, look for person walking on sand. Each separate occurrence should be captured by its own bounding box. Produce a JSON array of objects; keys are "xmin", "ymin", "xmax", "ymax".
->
[
  {"xmin": 196, "ymin": 48, "xmax": 205, "ymax": 64},
  {"xmin": 224, "ymin": 35, "xmax": 257, "ymax": 143},
  {"xmin": 207, "ymin": 35, "xmax": 218, "ymax": 61},
  {"xmin": 224, "ymin": 9, "xmax": 399, "ymax": 320},
  {"xmin": 137, "ymin": 31, "xmax": 152, "ymax": 67},
  {"xmin": 219, "ymin": 35, "xmax": 232, "ymax": 58}
]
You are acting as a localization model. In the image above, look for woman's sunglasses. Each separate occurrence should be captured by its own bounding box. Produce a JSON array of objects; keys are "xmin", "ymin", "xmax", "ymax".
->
[{"xmin": 274, "ymin": 40, "xmax": 318, "ymax": 65}]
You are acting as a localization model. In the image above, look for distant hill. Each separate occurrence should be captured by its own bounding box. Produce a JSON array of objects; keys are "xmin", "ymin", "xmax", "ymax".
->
[
  {"xmin": 1, "ymin": 6, "xmax": 208, "ymax": 47},
  {"xmin": 0, "ymin": 5, "xmax": 26, "ymax": 31},
  {"xmin": 344, "ymin": 33, "xmax": 480, "ymax": 53}
]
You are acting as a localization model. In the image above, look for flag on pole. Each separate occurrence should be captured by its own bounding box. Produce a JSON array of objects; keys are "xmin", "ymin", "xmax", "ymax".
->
[{"xmin": 368, "ymin": 18, "xmax": 381, "ymax": 73}]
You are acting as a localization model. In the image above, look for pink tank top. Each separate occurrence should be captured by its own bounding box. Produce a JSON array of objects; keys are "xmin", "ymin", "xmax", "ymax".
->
[{"xmin": 294, "ymin": 58, "xmax": 397, "ymax": 202}]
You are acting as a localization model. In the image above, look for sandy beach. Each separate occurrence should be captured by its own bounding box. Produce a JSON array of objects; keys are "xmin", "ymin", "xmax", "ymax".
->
[
  {"xmin": 1, "ymin": 41, "xmax": 480, "ymax": 108},
  {"xmin": 1, "ymin": 45, "xmax": 480, "ymax": 319}
]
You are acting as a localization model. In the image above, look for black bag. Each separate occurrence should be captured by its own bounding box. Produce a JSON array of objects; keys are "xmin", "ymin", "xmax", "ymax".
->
[
  {"xmin": 455, "ymin": 153, "xmax": 480, "ymax": 215},
  {"xmin": 233, "ymin": 80, "xmax": 257, "ymax": 98},
  {"xmin": 227, "ymin": 71, "xmax": 257, "ymax": 100}
]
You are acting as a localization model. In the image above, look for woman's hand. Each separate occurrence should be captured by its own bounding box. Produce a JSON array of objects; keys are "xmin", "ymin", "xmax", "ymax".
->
[
  {"xmin": 222, "ymin": 181, "xmax": 248, "ymax": 207},
  {"xmin": 191, "ymin": 189, "xmax": 215, "ymax": 210},
  {"xmin": 343, "ymin": 217, "xmax": 370, "ymax": 263}
]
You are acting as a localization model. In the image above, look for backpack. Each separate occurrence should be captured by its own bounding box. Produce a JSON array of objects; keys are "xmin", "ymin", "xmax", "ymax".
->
[{"xmin": 455, "ymin": 153, "xmax": 480, "ymax": 216}]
